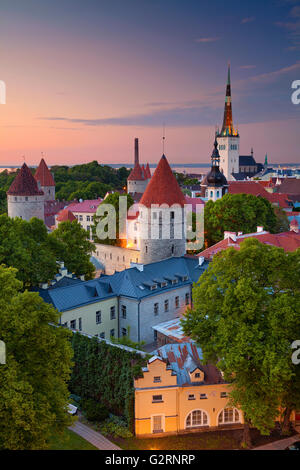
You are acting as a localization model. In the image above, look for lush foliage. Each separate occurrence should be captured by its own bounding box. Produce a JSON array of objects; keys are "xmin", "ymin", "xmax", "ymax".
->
[
  {"xmin": 204, "ymin": 193, "xmax": 277, "ymax": 247},
  {"xmin": 50, "ymin": 220, "xmax": 95, "ymax": 280},
  {"xmin": 273, "ymin": 206, "xmax": 290, "ymax": 233},
  {"xmin": 69, "ymin": 333, "xmax": 147, "ymax": 431},
  {"xmin": 81, "ymin": 398, "xmax": 109, "ymax": 422},
  {"xmin": 0, "ymin": 215, "xmax": 95, "ymax": 287},
  {"xmin": 51, "ymin": 161, "xmax": 129, "ymax": 201},
  {"xmin": 99, "ymin": 415, "xmax": 133, "ymax": 438},
  {"xmin": 0, "ymin": 265, "xmax": 74, "ymax": 450},
  {"xmin": 93, "ymin": 192, "xmax": 134, "ymax": 246},
  {"xmin": 182, "ymin": 239, "xmax": 300, "ymax": 447}
]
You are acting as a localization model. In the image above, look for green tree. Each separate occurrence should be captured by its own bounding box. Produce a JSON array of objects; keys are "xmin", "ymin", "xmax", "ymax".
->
[
  {"xmin": 273, "ymin": 206, "xmax": 290, "ymax": 233},
  {"xmin": 204, "ymin": 193, "xmax": 277, "ymax": 247},
  {"xmin": 50, "ymin": 220, "xmax": 96, "ymax": 280},
  {"xmin": 182, "ymin": 239, "xmax": 300, "ymax": 447},
  {"xmin": 0, "ymin": 265, "xmax": 74, "ymax": 449}
]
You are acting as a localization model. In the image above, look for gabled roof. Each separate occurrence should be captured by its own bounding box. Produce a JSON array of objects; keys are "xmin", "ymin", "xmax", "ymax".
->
[
  {"xmin": 239, "ymin": 155, "xmax": 257, "ymax": 166},
  {"xmin": 277, "ymin": 178, "xmax": 300, "ymax": 196},
  {"xmin": 196, "ymin": 230, "xmax": 300, "ymax": 260},
  {"xmin": 56, "ymin": 209, "xmax": 77, "ymax": 222},
  {"xmin": 66, "ymin": 199, "xmax": 102, "ymax": 213},
  {"xmin": 228, "ymin": 181, "xmax": 292, "ymax": 208},
  {"xmin": 7, "ymin": 163, "xmax": 44, "ymax": 196},
  {"xmin": 35, "ymin": 158, "xmax": 55, "ymax": 187},
  {"xmin": 140, "ymin": 155, "xmax": 186, "ymax": 208},
  {"xmin": 153, "ymin": 342, "xmax": 224, "ymax": 387}
]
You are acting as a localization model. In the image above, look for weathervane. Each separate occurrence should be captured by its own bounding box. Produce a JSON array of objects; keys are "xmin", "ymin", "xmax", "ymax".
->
[{"xmin": 162, "ymin": 123, "xmax": 166, "ymax": 154}]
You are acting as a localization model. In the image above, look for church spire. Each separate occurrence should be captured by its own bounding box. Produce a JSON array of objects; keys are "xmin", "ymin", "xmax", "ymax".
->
[{"xmin": 219, "ymin": 63, "xmax": 238, "ymax": 137}]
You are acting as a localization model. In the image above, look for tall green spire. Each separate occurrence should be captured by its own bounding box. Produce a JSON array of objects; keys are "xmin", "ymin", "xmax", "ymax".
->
[{"xmin": 264, "ymin": 154, "xmax": 268, "ymax": 166}]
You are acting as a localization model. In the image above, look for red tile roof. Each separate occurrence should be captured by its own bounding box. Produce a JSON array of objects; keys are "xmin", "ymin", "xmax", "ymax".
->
[
  {"xmin": 128, "ymin": 163, "xmax": 146, "ymax": 181},
  {"xmin": 228, "ymin": 181, "xmax": 292, "ymax": 208},
  {"xmin": 7, "ymin": 163, "xmax": 44, "ymax": 196},
  {"xmin": 56, "ymin": 209, "xmax": 77, "ymax": 222},
  {"xmin": 66, "ymin": 199, "xmax": 102, "ymax": 213},
  {"xmin": 34, "ymin": 158, "xmax": 55, "ymax": 187},
  {"xmin": 197, "ymin": 230, "xmax": 300, "ymax": 259},
  {"xmin": 140, "ymin": 155, "xmax": 186, "ymax": 208}
]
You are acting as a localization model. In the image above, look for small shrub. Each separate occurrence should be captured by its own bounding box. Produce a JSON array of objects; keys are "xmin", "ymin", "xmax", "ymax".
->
[
  {"xmin": 100, "ymin": 415, "xmax": 133, "ymax": 438},
  {"xmin": 81, "ymin": 399, "xmax": 109, "ymax": 422}
]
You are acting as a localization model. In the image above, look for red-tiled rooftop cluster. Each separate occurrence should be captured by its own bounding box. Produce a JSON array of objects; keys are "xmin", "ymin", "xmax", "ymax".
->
[{"xmin": 228, "ymin": 181, "xmax": 292, "ymax": 209}]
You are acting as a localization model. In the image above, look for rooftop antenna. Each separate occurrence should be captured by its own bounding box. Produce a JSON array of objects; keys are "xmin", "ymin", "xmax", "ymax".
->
[{"xmin": 162, "ymin": 123, "xmax": 166, "ymax": 155}]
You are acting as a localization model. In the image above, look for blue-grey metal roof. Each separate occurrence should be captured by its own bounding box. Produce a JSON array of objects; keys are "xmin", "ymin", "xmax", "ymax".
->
[{"xmin": 38, "ymin": 256, "xmax": 209, "ymax": 311}]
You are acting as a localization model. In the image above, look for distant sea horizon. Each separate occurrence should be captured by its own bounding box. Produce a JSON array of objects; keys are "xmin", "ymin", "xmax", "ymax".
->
[{"xmin": 0, "ymin": 162, "xmax": 299, "ymax": 175}]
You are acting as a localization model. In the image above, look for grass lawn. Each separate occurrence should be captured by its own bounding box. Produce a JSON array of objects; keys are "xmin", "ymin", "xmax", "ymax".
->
[
  {"xmin": 47, "ymin": 428, "xmax": 97, "ymax": 450},
  {"xmin": 112, "ymin": 429, "xmax": 240, "ymax": 450}
]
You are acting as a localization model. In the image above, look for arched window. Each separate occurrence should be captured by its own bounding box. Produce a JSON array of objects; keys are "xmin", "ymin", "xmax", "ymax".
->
[
  {"xmin": 218, "ymin": 407, "xmax": 240, "ymax": 425},
  {"xmin": 185, "ymin": 409, "xmax": 208, "ymax": 428},
  {"xmin": 216, "ymin": 191, "xmax": 220, "ymax": 198}
]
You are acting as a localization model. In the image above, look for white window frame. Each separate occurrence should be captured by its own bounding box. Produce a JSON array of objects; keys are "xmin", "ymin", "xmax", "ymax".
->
[
  {"xmin": 151, "ymin": 414, "xmax": 165, "ymax": 434},
  {"xmin": 217, "ymin": 407, "xmax": 241, "ymax": 425},
  {"xmin": 185, "ymin": 409, "xmax": 210, "ymax": 428}
]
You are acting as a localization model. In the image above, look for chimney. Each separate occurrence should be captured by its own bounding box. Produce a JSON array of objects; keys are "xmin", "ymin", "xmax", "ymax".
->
[
  {"xmin": 257, "ymin": 226, "xmax": 264, "ymax": 233},
  {"xmin": 134, "ymin": 138, "xmax": 139, "ymax": 167},
  {"xmin": 130, "ymin": 262, "xmax": 144, "ymax": 272},
  {"xmin": 198, "ymin": 256, "xmax": 205, "ymax": 266},
  {"xmin": 224, "ymin": 231, "xmax": 236, "ymax": 242}
]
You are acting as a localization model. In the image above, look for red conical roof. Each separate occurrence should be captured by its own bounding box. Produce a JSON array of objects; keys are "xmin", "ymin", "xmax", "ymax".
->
[
  {"xmin": 7, "ymin": 163, "xmax": 44, "ymax": 196},
  {"xmin": 128, "ymin": 163, "xmax": 146, "ymax": 181},
  {"xmin": 140, "ymin": 155, "xmax": 186, "ymax": 208},
  {"xmin": 35, "ymin": 158, "xmax": 55, "ymax": 187}
]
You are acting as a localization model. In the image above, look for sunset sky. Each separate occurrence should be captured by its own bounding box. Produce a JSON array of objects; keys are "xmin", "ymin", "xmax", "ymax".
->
[{"xmin": 0, "ymin": 0, "xmax": 299, "ymax": 166}]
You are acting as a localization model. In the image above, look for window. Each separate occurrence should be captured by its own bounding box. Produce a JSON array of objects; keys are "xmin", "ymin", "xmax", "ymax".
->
[
  {"xmin": 96, "ymin": 311, "xmax": 101, "ymax": 324},
  {"xmin": 121, "ymin": 305, "xmax": 126, "ymax": 319},
  {"xmin": 164, "ymin": 300, "xmax": 169, "ymax": 312},
  {"xmin": 110, "ymin": 306, "xmax": 116, "ymax": 320},
  {"xmin": 145, "ymin": 246, "xmax": 148, "ymax": 253},
  {"xmin": 153, "ymin": 376, "xmax": 161, "ymax": 383},
  {"xmin": 220, "ymin": 392, "xmax": 228, "ymax": 398},
  {"xmin": 110, "ymin": 253, "xmax": 112, "ymax": 260},
  {"xmin": 195, "ymin": 372, "xmax": 201, "ymax": 379},
  {"xmin": 154, "ymin": 330, "xmax": 157, "ymax": 341},
  {"xmin": 100, "ymin": 332, "xmax": 105, "ymax": 339},
  {"xmin": 175, "ymin": 296, "xmax": 179, "ymax": 308},
  {"xmin": 216, "ymin": 191, "xmax": 220, "ymax": 198},
  {"xmin": 186, "ymin": 410, "xmax": 208, "ymax": 428},
  {"xmin": 63, "ymin": 322, "xmax": 68, "ymax": 327},
  {"xmin": 170, "ymin": 211, "xmax": 174, "ymax": 219},
  {"xmin": 154, "ymin": 303, "xmax": 159, "ymax": 316},
  {"xmin": 153, "ymin": 212, "xmax": 157, "ymax": 219},
  {"xmin": 110, "ymin": 329, "xmax": 115, "ymax": 337},
  {"xmin": 122, "ymin": 328, "xmax": 127, "ymax": 337},
  {"xmin": 86, "ymin": 215, "xmax": 90, "ymax": 221},
  {"xmin": 210, "ymin": 191, "xmax": 213, "ymax": 198},
  {"xmin": 188, "ymin": 394, "xmax": 195, "ymax": 400},
  {"xmin": 78, "ymin": 318, "xmax": 82, "ymax": 331},
  {"xmin": 200, "ymin": 393, "xmax": 207, "ymax": 399},
  {"xmin": 218, "ymin": 408, "xmax": 240, "ymax": 425},
  {"xmin": 152, "ymin": 395, "xmax": 163, "ymax": 403},
  {"xmin": 70, "ymin": 319, "xmax": 76, "ymax": 330},
  {"xmin": 25, "ymin": 197, "xmax": 28, "ymax": 201},
  {"xmin": 152, "ymin": 415, "xmax": 163, "ymax": 433},
  {"xmin": 185, "ymin": 293, "xmax": 190, "ymax": 305},
  {"xmin": 79, "ymin": 215, "xmax": 83, "ymax": 221}
]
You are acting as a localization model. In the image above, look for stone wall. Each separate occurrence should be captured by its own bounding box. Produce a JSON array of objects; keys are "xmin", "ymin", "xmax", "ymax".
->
[
  {"xmin": 7, "ymin": 194, "xmax": 45, "ymax": 222},
  {"xmin": 94, "ymin": 243, "xmax": 141, "ymax": 275}
]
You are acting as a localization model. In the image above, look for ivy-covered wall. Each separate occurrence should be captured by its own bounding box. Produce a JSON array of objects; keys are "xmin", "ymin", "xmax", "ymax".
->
[{"xmin": 69, "ymin": 333, "xmax": 147, "ymax": 431}]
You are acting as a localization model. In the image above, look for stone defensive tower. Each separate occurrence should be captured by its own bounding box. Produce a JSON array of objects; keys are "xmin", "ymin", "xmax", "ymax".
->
[
  {"xmin": 7, "ymin": 163, "xmax": 45, "ymax": 221},
  {"xmin": 138, "ymin": 154, "xmax": 186, "ymax": 264},
  {"xmin": 34, "ymin": 158, "xmax": 55, "ymax": 201},
  {"xmin": 127, "ymin": 138, "xmax": 150, "ymax": 194}
]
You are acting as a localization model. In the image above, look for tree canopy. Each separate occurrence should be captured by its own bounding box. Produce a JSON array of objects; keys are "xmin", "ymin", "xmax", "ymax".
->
[
  {"xmin": 50, "ymin": 220, "xmax": 96, "ymax": 280},
  {"xmin": 182, "ymin": 239, "xmax": 300, "ymax": 447},
  {"xmin": 0, "ymin": 265, "xmax": 74, "ymax": 449},
  {"xmin": 0, "ymin": 215, "xmax": 95, "ymax": 287},
  {"xmin": 204, "ymin": 193, "xmax": 278, "ymax": 247}
]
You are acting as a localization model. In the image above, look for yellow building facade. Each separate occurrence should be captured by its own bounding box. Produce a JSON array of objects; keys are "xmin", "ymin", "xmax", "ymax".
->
[{"xmin": 134, "ymin": 346, "xmax": 244, "ymax": 438}]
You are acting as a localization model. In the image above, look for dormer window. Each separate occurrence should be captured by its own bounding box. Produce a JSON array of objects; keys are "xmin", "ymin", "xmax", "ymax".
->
[{"xmin": 153, "ymin": 376, "xmax": 161, "ymax": 383}]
